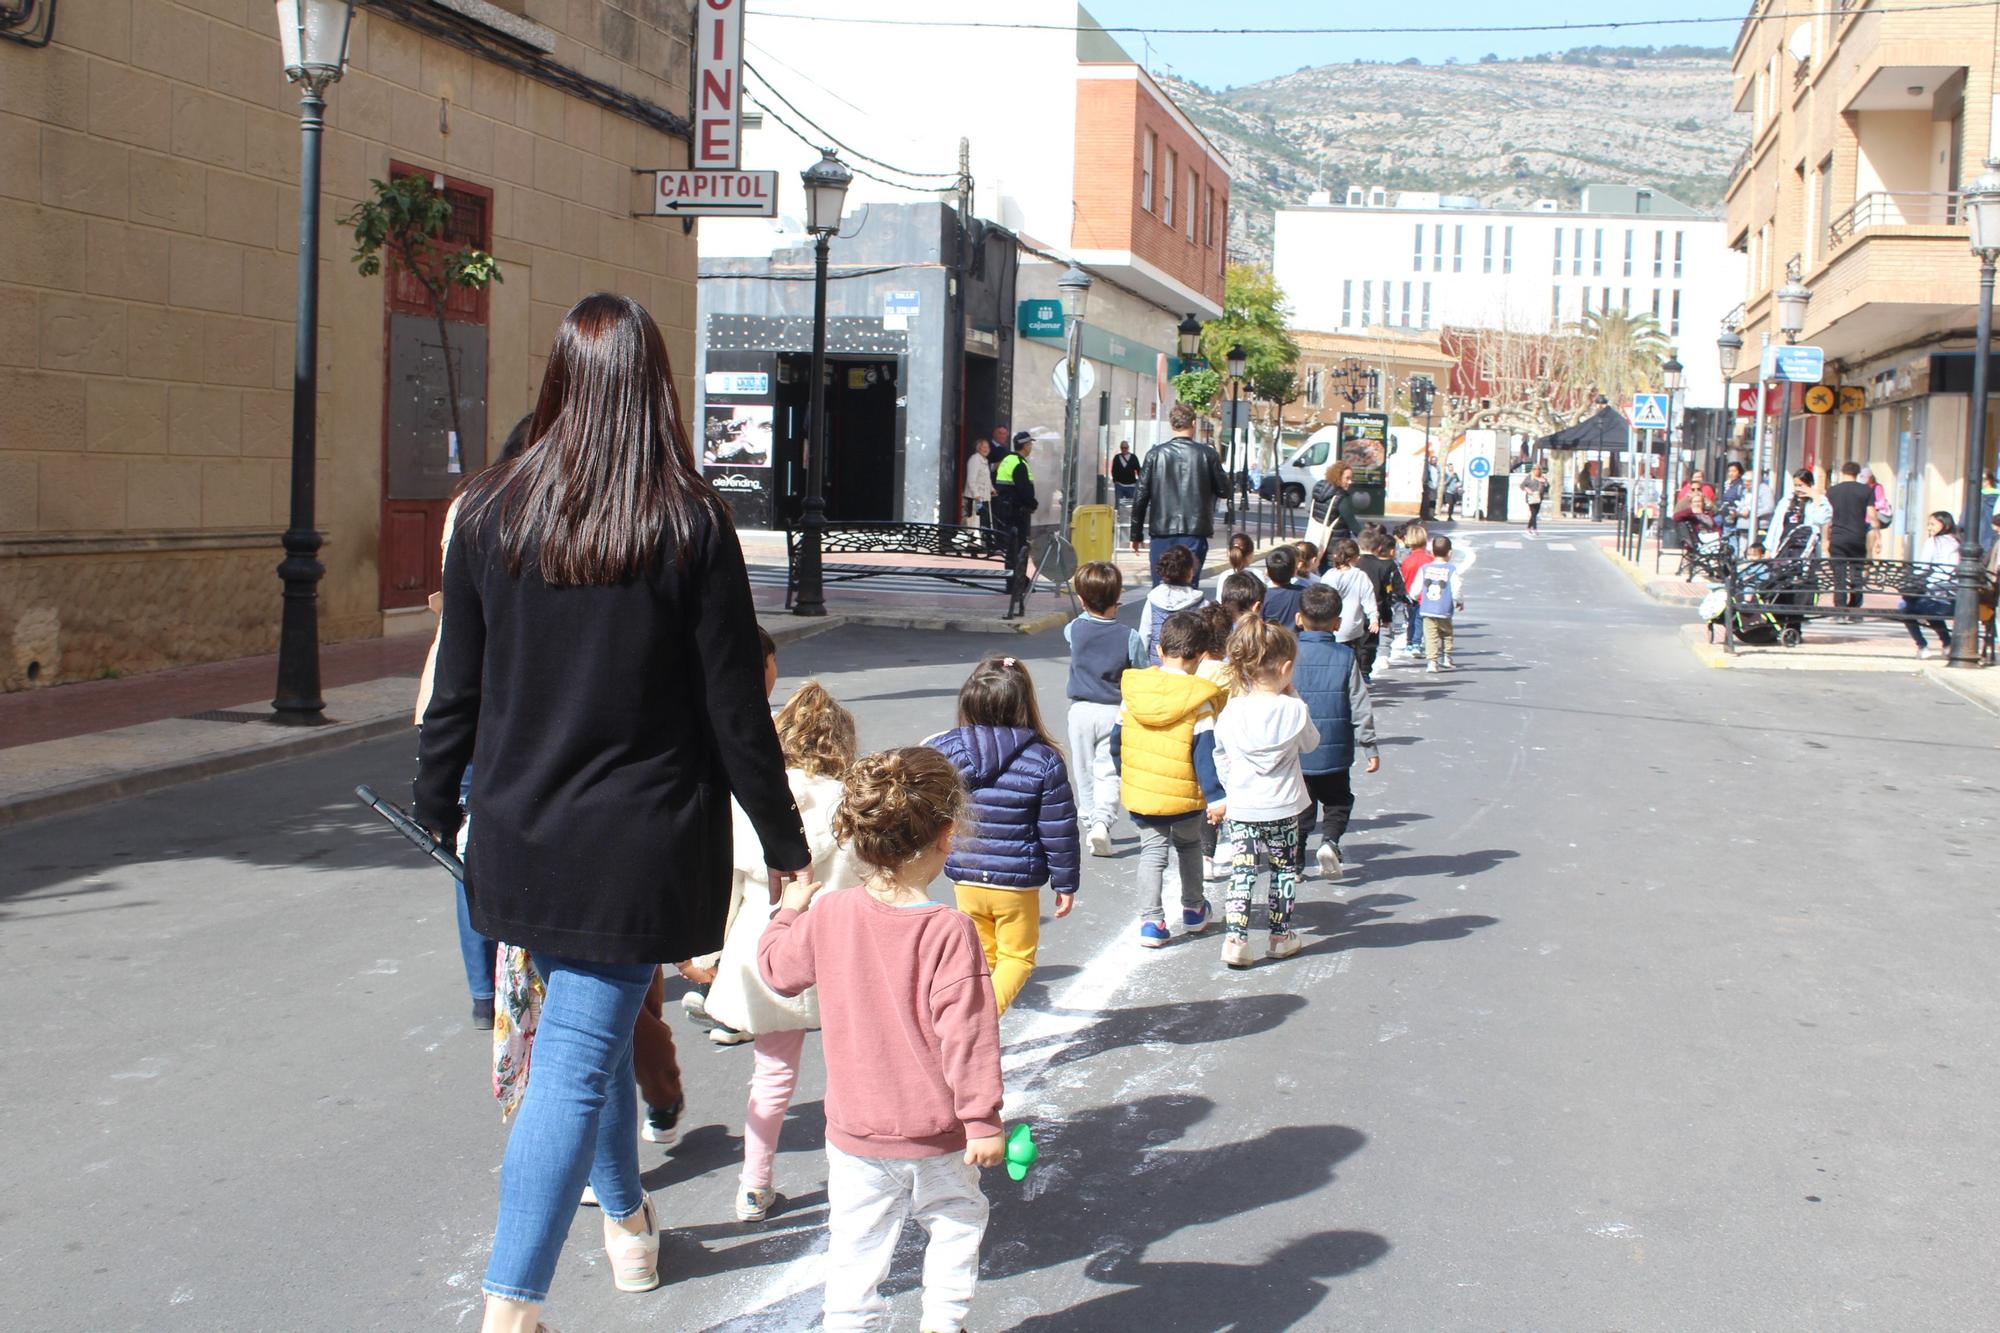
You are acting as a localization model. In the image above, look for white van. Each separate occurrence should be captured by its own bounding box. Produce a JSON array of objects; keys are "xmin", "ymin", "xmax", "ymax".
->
[{"xmin": 1266, "ymin": 425, "xmax": 1430, "ymax": 509}]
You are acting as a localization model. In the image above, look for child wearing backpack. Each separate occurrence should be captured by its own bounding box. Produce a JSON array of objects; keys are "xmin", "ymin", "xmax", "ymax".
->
[
  {"xmin": 927, "ymin": 657, "xmax": 1080, "ymax": 1014},
  {"xmin": 1113, "ymin": 609, "xmax": 1226, "ymax": 947},
  {"xmin": 1064, "ymin": 561, "xmax": 1149, "ymax": 858},
  {"xmin": 1208, "ymin": 618, "xmax": 1319, "ymax": 968},
  {"xmin": 1415, "ymin": 534, "xmax": 1465, "ymax": 672},
  {"xmin": 1291, "ymin": 584, "xmax": 1381, "ymax": 880},
  {"xmin": 758, "ymin": 747, "xmax": 1004, "ymax": 1333}
]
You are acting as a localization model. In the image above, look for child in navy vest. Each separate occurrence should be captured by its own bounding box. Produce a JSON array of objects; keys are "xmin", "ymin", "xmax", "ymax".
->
[
  {"xmin": 1291, "ymin": 582, "xmax": 1381, "ymax": 880},
  {"xmin": 1415, "ymin": 534, "xmax": 1465, "ymax": 672},
  {"xmin": 1065, "ymin": 561, "xmax": 1149, "ymax": 857},
  {"xmin": 926, "ymin": 657, "xmax": 1080, "ymax": 1014}
]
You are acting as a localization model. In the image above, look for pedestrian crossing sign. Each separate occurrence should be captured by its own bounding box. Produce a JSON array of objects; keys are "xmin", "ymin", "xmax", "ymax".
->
[{"xmin": 1630, "ymin": 393, "xmax": 1670, "ymax": 431}]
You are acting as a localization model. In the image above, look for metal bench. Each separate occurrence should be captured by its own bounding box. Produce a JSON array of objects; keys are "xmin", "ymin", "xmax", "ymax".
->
[
  {"xmin": 783, "ymin": 521, "xmax": 1028, "ymax": 618},
  {"xmin": 1721, "ymin": 556, "xmax": 1992, "ymax": 651}
]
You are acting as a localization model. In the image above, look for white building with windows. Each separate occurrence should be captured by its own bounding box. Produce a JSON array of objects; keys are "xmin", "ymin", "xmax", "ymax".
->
[{"xmin": 1273, "ymin": 185, "xmax": 1744, "ymax": 409}]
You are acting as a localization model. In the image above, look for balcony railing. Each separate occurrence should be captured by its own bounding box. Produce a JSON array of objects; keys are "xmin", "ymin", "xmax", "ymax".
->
[
  {"xmin": 1826, "ymin": 191, "xmax": 1962, "ymax": 250},
  {"xmin": 1728, "ymin": 140, "xmax": 1753, "ymax": 186}
]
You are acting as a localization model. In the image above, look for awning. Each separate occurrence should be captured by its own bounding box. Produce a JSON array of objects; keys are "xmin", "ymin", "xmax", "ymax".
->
[{"xmin": 1536, "ymin": 405, "xmax": 1631, "ymax": 451}]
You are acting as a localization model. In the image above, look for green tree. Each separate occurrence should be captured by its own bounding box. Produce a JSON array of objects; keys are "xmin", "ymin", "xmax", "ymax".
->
[
  {"xmin": 341, "ymin": 174, "xmax": 503, "ymax": 456},
  {"xmin": 1576, "ymin": 308, "xmax": 1670, "ymax": 407},
  {"xmin": 1170, "ymin": 365, "xmax": 1222, "ymax": 413},
  {"xmin": 1201, "ymin": 263, "xmax": 1300, "ymax": 407}
]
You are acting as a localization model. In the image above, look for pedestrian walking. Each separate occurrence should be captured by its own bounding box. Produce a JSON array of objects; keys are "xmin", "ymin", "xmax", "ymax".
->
[
  {"xmin": 1209, "ymin": 618, "xmax": 1318, "ymax": 969},
  {"xmin": 1291, "ymin": 583, "xmax": 1382, "ymax": 881},
  {"xmin": 1396, "ymin": 522, "xmax": 1433, "ymax": 660},
  {"xmin": 1766, "ymin": 469, "xmax": 1828, "ymax": 561},
  {"xmin": 1717, "ymin": 462, "xmax": 1747, "ymax": 556},
  {"xmin": 1131, "ymin": 403, "xmax": 1229, "ymax": 585},
  {"xmin": 1861, "ymin": 465, "xmax": 1893, "ymax": 558},
  {"xmin": 1352, "ymin": 529, "xmax": 1404, "ymax": 679},
  {"xmin": 1520, "ymin": 465, "xmax": 1550, "ymax": 537},
  {"xmin": 1260, "ymin": 545, "xmax": 1308, "ymax": 628},
  {"xmin": 1111, "ymin": 441, "xmax": 1141, "ymax": 515},
  {"xmin": 1065, "ymin": 562, "xmax": 1150, "ymax": 858},
  {"xmin": 963, "ymin": 437, "xmax": 995, "ymax": 530},
  {"xmin": 1310, "ymin": 461, "xmax": 1362, "ymax": 540},
  {"xmin": 704, "ymin": 681, "xmax": 867, "ymax": 1224},
  {"xmin": 1318, "ymin": 538, "xmax": 1380, "ymax": 669},
  {"xmin": 1441, "ymin": 469, "xmax": 1464, "ymax": 521},
  {"xmin": 1414, "ymin": 534, "xmax": 1466, "ymax": 672},
  {"xmin": 1113, "ymin": 610, "xmax": 1226, "ymax": 948},
  {"xmin": 414, "ymin": 293, "xmax": 810, "ymax": 1327},
  {"xmin": 1225, "ymin": 532, "xmax": 1256, "ymax": 578},
  {"xmin": 1141, "ymin": 543, "xmax": 1208, "ymax": 663},
  {"xmin": 1902, "ymin": 511, "xmax": 1961, "ymax": 659},
  {"xmin": 758, "ymin": 747, "xmax": 1005, "ymax": 1333},
  {"xmin": 926, "ymin": 657, "xmax": 1080, "ymax": 1015},
  {"xmin": 1823, "ymin": 460, "xmax": 1877, "ymax": 611}
]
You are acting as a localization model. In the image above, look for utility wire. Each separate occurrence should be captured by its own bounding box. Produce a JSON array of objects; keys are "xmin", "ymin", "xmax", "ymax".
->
[
  {"xmin": 747, "ymin": 0, "xmax": 1999, "ymax": 38},
  {"xmin": 745, "ymin": 60, "xmax": 959, "ymax": 181},
  {"xmin": 748, "ymin": 92, "xmax": 957, "ymax": 193}
]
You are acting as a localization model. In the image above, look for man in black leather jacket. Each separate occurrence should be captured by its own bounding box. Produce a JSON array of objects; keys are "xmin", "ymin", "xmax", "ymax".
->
[{"xmin": 1130, "ymin": 402, "xmax": 1229, "ymax": 586}]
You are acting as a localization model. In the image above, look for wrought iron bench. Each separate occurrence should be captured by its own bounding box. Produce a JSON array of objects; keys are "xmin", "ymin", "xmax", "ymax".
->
[
  {"xmin": 783, "ymin": 521, "xmax": 1028, "ymax": 618},
  {"xmin": 1721, "ymin": 556, "xmax": 1992, "ymax": 652}
]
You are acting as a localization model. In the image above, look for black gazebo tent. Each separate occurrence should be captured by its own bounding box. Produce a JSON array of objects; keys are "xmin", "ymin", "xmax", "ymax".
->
[{"xmin": 1535, "ymin": 405, "xmax": 1633, "ymax": 519}]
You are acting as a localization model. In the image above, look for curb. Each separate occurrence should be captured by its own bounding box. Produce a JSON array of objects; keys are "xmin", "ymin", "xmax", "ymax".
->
[
  {"xmin": 1592, "ymin": 539, "xmax": 1705, "ymax": 606},
  {"xmin": 1924, "ymin": 664, "xmax": 2000, "ymax": 716},
  {"xmin": 0, "ymin": 711, "xmax": 412, "ymax": 830},
  {"xmin": 832, "ymin": 607, "xmax": 1070, "ymax": 636}
]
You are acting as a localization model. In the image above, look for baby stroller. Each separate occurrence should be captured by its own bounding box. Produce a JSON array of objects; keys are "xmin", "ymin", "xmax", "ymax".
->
[{"xmin": 1701, "ymin": 578, "xmax": 1788, "ymax": 646}]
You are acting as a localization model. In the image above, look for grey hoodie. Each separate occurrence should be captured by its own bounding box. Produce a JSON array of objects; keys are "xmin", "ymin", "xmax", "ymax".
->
[{"xmin": 1142, "ymin": 583, "xmax": 1208, "ymax": 662}]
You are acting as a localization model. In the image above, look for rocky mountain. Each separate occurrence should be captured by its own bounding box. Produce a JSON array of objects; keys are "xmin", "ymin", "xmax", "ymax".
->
[{"xmin": 1162, "ymin": 48, "xmax": 1746, "ymax": 267}]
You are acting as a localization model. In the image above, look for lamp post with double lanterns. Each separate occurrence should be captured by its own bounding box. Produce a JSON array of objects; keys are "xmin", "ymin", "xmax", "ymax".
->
[
  {"xmin": 789, "ymin": 148, "xmax": 853, "ymax": 618},
  {"xmin": 1950, "ymin": 159, "xmax": 2000, "ymax": 667},
  {"xmin": 1225, "ymin": 343, "xmax": 1247, "ymax": 531},
  {"xmin": 271, "ymin": 0, "xmax": 355, "ymax": 725}
]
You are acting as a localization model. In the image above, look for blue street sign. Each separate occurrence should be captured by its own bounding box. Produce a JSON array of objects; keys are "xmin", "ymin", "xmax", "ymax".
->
[
  {"xmin": 1631, "ymin": 393, "xmax": 1671, "ymax": 431},
  {"xmin": 1761, "ymin": 344, "xmax": 1825, "ymax": 383},
  {"xmin": 1468, "ymin": 455, "xmax": 1492, "ymax": 479}
]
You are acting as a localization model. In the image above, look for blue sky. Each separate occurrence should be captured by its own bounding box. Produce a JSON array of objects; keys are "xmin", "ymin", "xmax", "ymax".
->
[{"xmin": 1077, "ymin": 1, "xmax": 1745, "ymax": 89}]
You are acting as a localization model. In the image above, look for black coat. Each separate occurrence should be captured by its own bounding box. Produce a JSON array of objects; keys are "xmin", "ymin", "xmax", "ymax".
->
[
  {"xmin": 1131, "ymin": 435, "xmax": 1227, "ymax": 542},
  {"xmin": 414, "ymin": 502, "xmax": 810, "ymax": 966}
]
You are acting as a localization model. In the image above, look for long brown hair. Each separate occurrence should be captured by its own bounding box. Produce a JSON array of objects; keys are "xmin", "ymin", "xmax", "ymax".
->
[
  {"xmin": 462, "ymin": 293, "xmax": 717, "ymax": 586},
  {"xmin": 956, "ymin": 655, "xmax": 1061, "ymax": 753},
  {"xmin": 774, "ymin": 680, "xmax": 857, "ymax": 780}
]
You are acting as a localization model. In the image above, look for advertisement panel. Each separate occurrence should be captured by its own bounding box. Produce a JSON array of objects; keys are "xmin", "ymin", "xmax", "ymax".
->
[
  {"xmin": 1337, "ymin": 411, "xmax": 1390, "ymax": 517},
  {"xmin": 703, "ymin": 403, "xmax": 774, "ymax": 528}
]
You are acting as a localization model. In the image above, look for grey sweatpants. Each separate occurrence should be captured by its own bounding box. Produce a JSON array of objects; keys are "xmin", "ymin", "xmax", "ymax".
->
[{"xmin": 1135, "ymin": 813, "xmax": 1207, "ymax": 922}]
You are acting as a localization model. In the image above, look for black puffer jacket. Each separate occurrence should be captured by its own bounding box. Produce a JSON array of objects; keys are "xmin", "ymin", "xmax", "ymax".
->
[
  {"xmin": 1311, "ymin": 481, "xmax": 1361, "ymax": 537},
  {"xmin": 1131, "ymin": 436, "xmax": 1228, "ymax": 542}
]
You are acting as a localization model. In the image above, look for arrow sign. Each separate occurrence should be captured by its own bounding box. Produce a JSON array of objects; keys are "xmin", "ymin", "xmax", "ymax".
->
[{"xmin": 644, "ymin": 169, "xmax": 778, "ymax": 218}]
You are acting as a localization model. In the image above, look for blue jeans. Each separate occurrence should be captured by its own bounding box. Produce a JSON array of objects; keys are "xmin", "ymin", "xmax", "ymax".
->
[
  {"xmin": 456, "ymin": 768, "xmax": 497, "ymax": 1001},
  {"xmin": 485, "ymin": 955, "xmax": 656, "ymax": 1303},
  {"xmin": 1403, "ymin": 602, "xmax": 1423, "ymax": 651},
  {"xmin": 1148, "ymin": 535, "xmax": 1209, "ymax": 587},
  {"xmin": 1901, "ymin": 596, "xmax": 1953, "ymax": 649}
]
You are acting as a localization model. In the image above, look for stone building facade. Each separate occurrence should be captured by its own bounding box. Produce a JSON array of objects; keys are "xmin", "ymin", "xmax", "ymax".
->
[{"xmin": 0, "ymin": 0, "xmax": 697, "ymax": 690}]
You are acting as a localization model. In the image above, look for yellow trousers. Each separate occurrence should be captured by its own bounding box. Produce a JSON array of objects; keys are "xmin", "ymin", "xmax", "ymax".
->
[{"xmin": 952, "ymin": 883, "xmax": 1042, "ymax": 1015}]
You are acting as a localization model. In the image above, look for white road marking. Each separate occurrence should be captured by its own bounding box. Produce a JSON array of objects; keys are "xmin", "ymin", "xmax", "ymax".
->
[
  {"xmin": 1493, "ymin": 540, "xmax": 1522, "ymax": 549},
  {"xmin": 1548, "ymin": 542, "xmax": 1576, "ymax": 550}
]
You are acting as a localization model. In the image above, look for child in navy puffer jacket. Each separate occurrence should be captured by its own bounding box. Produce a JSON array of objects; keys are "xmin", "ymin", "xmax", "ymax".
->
[{"xmin": 925, "ymin": 656, "xmax": 1080, "ymax": 1014}]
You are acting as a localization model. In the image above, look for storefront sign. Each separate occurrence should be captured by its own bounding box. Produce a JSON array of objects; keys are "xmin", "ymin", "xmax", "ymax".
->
[
  {"xmin": 1018, "ymin": 299, "xmax": 1064, "ymax": 338},
  {"xmin": 883, "ymin": 290, "xmax": 920, "ymax": 331},
  {"xmin": 704, "ymin": 371, "xmax": 770, "ymax": 396},
  {"xmin": 702, "ymin": 401, "xmax": 773, "ymax": 527},
  {"xmin": 646, "ymin": 169, "xmax": 777, "ymax": 217},
  {"xmin": 694, "ymin": 0, "xmax": 744, "ymax": 170}
]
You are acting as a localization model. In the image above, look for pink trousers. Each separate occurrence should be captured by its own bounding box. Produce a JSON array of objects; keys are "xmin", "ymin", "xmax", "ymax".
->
[{"xmin": 742, "ymin": 1028, "xmax": 807, "ymax": 1188}]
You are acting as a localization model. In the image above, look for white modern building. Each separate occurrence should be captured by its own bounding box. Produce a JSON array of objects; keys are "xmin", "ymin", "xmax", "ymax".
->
[{"xmin": 1274, "ymin": 185, "xmax": 1745, "ymax": 409}]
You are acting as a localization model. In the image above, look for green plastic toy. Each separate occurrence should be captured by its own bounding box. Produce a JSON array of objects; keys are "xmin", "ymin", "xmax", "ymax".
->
[{"xmin": 1004, "ymin": 1123, "xmax": 1038, "ymax": 1181}]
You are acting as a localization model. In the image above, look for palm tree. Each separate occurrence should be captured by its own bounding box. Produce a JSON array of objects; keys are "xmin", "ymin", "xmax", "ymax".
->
[{"xmin": 1575, "ymin": 308, "xmax": 1670, "ymax": 408}]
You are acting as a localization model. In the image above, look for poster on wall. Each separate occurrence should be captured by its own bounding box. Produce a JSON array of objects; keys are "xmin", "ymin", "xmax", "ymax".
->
[
  {"xmin": 704, "ymin": 403, "xmax": 775, "ymax": 528},
  {"xmin": 1337, "ymin": 411, "xmax": 1390, "ymax": 517}
]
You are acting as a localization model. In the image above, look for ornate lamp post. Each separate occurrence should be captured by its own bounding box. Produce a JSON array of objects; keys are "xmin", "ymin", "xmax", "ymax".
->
[
  {"xmin": 1716, "ymin": 325, "xmax": 1743, "ymax": 481},
  {"xmin": 1176, "ymin": 312, "xmax": 1203, "ymax": 364},
  {"xmin": 1057, "ymin": 263, "xmax": 1092, "ymax": 535},
  {"xmin": 271, "ymin": 0, "xmax": 354, "ymax": 725},
  {"xmin": 789, "ymin": 148, "xmax": 852, "ymax": 618},
  {"xmin": 1225, "ymin": 342, "xmax": 1247, "ymax": 530},
  {"xmin": 1771, "ymin": 264, "xmax": 1813, "ymax": 479},
  {"xmin": 1950, "ymin": 159, "xmax": 2000, "ymax": 666}
]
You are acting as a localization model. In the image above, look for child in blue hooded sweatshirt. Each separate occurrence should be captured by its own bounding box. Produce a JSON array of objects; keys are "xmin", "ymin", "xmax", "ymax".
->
[{"xmin": 926, "ymin": 656, "xmax": 1080, "ymax": 1014}]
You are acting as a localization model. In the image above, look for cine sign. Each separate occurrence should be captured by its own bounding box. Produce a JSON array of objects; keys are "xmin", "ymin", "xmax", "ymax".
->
[
  {"xmin": 646, "ymin": 170, "xmax": 778, "ymax": 217},
  {"xmin": 694, "ymin": 0, "xmax": 743, "ymax": 170}
]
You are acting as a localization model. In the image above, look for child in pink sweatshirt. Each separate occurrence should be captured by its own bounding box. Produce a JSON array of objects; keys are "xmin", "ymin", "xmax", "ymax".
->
[{"xmin": 759, "ymin": 746, "xmax": 1005, "ymax": 1333}]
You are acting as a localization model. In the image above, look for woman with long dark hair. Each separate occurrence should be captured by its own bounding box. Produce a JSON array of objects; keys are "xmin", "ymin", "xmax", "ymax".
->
[{"xmin": 415, "ymin": 294, "xmax": 809, "ymax": 1330}]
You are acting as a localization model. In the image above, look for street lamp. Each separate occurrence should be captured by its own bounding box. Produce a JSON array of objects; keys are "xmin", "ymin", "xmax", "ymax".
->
[
  {"xmin": 1716, "ymin": 326, "xmax": 1743, "ymax": 480},
  {"xmin": 1950, "ymin": 158, "xmax": 2000, "ymax": 666},
  {"xmin": 1658, "ymin": 352, "xmax": 1684, "ymax": 555},
  {"xmin": 1057, "ymin": 263, "xmax": 1092, "ymax": 537},
  {"xmin": 271, "ymin": 0, "xmax": 354, "ymax": 725},
  {"xmin": 1772, "ymin": 265, "xmax": 1813, "ymax": 479},
  {"xmin": 1176, "ymin": 311, "xmax": 1203, "ymax": 363},
  {"xmin": 790, "ymin": 148, "xmax": 852, "ymax": 618},
  {"xmin": 1226, "ymin": 342, "xmax": 1247, "ymax": 531}
]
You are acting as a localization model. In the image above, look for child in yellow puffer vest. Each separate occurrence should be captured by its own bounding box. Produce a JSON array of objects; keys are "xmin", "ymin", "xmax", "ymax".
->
[{"xmin": 1111, "ymin": 608, "xmax": 1226, "ymax": 948}]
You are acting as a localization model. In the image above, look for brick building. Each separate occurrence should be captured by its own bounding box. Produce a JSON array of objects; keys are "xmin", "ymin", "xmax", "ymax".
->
[
  {"xmin": 1725, "ymin": 0, "xmax": 2000, "ymax": 549},
  {"xmin": 1, "ymin": 1, "xmax": 697, "ymax": 690}
]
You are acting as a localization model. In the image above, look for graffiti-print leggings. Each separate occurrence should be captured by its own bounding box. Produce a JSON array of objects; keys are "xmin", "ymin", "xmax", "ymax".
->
[{"xmin": 1223, "ymin": 817, "xmax": 1301, "ymax": 939}]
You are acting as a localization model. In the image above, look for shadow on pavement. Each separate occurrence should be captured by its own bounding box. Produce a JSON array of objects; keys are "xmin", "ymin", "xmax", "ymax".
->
[
  {"xmin": 1006, "ymin": 995, "xmax": 1308, "ymax": 1091},
  {"xmin": 1293, "ymin": 893, "xmax": 1498, "ymax": 958}
]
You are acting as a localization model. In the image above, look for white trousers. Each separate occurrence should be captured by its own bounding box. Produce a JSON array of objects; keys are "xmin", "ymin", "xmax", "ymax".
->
[
  {"xmin": 1065, "ymin": 699, "xmax": 1122, "ymax": 830},
  {"xmin": 823, "ymin": 1143, "xmax": 988, "ymax": 1333}
]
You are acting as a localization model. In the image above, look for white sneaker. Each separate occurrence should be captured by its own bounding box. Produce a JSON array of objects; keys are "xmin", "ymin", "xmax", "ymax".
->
[
  {"xmin": 1425, "ymin": 662, "xmax": 1438, "ymax": 674},
  {"xmin": 1441, "ymin": 656, "xmax": 1455, "ymax": 670},
  {"xmin": 681, "ymin": 989, "xmax": 717, "ymax": 1027},
  {"xmin": 1316, "ymin": 843, "xmax": 1342, "ymax": 879},
  {"xmin": 709, "ymin": 1025, "xmax": 753, "ymax": 1046},
  {"xmin": 1086, "ymin": 823, "xmax": 1113, "ymax": 856},
  {"xmin": 736, "ymin": 1185, "xmax": 776, "ymax": 1223},
  {"xmin": 1222, "ymin": 935, "xmax": 1255, "ymax": 969},
  {"xmin": 1267, "ymin": 931, "xmax": 1303, "ymax": 960},
  {"xmin": 1918, "ymin": 646, "xmax": 1933, "ymax": 660}
]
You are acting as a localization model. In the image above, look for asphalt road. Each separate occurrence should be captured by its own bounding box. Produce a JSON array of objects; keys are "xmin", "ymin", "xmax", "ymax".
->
[{"xmin": 4, "ymin": 519, "xmax": 1997, "ymax": 1331}]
